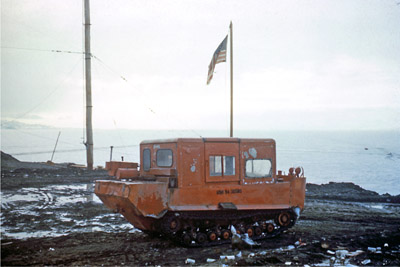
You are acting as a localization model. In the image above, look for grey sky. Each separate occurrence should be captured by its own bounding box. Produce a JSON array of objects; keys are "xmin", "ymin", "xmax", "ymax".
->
[{"xmin": 1, "ymin": 0, "xmax": 399, "ymax": 131}]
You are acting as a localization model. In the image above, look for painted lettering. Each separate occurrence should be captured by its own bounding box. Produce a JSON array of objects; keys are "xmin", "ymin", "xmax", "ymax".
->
[
  {"xmin": 231, "ymin": 188, "xmax": 242, "ymax": 194},
  {"xmin": 216, "ymin": 189, "xmax": 242, "ymax": 195}
]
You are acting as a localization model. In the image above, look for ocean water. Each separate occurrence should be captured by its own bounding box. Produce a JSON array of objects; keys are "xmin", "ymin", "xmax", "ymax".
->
[{"xmin": 1, "ymin": 128, "xmax": 399, "ymax": 195}]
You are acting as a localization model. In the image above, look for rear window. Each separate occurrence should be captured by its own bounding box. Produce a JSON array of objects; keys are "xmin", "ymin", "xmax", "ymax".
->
[
  {"xmin": 245, "ymin": 159, "xmax": 272, "ymax": 178},
  {"xmin": 157, "ymin": 149, "xmax": 173, "ymax": 167}
]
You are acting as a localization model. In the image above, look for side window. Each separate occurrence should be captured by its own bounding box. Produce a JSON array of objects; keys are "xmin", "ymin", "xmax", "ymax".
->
[
  {"xmin": 209, "ymin": 155, "xmax": 235, "ymax": 176},
  {"xmin": 210, "ymin": 156, "xmax": 222, "ymax": 176},
  {"xmin": 143, "ymin": 149, "xmax": 151, "ymax": 171},
  {"xmin": 224, "ymin": 156, "xmax": 235, "ymax": 176},
  {"xmin": 245, "ymin": 159, "xmax": 272, "ymax": 178},
  {"xmin": 157, "ymin": 149, "xmax": 173, "ymax": 167}
]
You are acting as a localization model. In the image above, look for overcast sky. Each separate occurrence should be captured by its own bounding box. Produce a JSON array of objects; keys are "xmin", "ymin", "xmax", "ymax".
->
[{"xmin": 2, "ymin": 0, "xmax": 400, "ymax": 132}]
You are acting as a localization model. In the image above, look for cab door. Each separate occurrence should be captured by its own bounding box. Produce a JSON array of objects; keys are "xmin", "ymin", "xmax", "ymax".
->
[{"xmin": 205, "ymin": 141, "xmax": 240, "ymax": 183}]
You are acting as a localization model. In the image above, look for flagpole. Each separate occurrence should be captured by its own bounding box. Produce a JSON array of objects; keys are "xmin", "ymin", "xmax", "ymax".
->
[{"xmin": 229, "ymin": 21, "xmax": 233, "ymax": 138}]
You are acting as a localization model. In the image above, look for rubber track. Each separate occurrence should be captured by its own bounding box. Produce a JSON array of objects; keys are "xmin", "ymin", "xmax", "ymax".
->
[{"xmin": 162, "ymin": 209, "xmax": 297, "ymax": 247}]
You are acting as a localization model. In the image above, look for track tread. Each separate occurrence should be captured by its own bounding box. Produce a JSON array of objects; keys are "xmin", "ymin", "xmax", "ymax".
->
[{"xmin": 159, "ymin": 209, "xmax": 297, "ymax": 247}]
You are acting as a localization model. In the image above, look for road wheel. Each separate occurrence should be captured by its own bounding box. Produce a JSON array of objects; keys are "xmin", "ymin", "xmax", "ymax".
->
[
  {"xmin": 162, "ymin": 215, "xmax": 181, "ymax": 234},
  {"xmin": 208, "ymin": 231, "xmax": 217, "ymax": 241},
  {"xmin": 277, "ymin": 211, "xmax": 291, "ymax": 227},
  {"xmin": 182, "ymin": 233, "xmax": 192, "ymax": 246},
  {"xmin": 221, "ymin": 229, "xmax": 231, "ymax": 240},
  {"xmin": 254, "ymin": 226, "xmax": 263, "ymax": 236},
  {"xmin": 196, "ymin": 232, "xmax": 207, "ymax": 244},
  {"xmin": 266, "ymin": 223, "xmax": 275, "ymax": 233},
  {"xmin": 246, "ymin": 227, "xmax": 254, "ymax": 237}
]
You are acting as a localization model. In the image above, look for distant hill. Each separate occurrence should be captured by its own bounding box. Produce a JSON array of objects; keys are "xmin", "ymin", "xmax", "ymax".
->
[
  {"xmin": 1, "ymin": 120, "xmax": 52, "ymax": 129},
  {"xmin": 1, "ymin": 151, "xmax": 59, "ymax": 170}
]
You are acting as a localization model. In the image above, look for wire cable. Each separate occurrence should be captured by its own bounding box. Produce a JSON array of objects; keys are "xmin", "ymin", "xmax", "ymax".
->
[
  {"xmin": 1, "ymin": 46, "xmax": 83, "ymax": 55},
  {"xmin": 11, "ymin": 59, "xmax": 81, "ymax": 122},
  {"xmin": 11, "ymin": 144, "xmax": 139, "ymax": 156},
  {"xmin": 91, "ymin": 54, "xmax": 203, "ymax": 138},
  {"xmin": 10, "ymin": 56, "xmax": 82, "ymax": 122},
  {"xmin": 5, "ymin": 129, "xmax": 81, "ymax": 148}
]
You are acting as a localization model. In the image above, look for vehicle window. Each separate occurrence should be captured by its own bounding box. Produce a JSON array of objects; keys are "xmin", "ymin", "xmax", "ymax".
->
[
  {"xmin": 143, "ymin": 149, "xmax": 151, "ymax": 171},
  {"xmin": 245, "ymin": 159, "xmax": 272, "ymax": 178},
  {"xmin": 209, "ymin": 155, "xmax": 235, "ymax": 176},
  {"xmin": 224, "ymin": 156, "xmax": 235, "ymax": 176},
  {"xmin": 157, "ymin": 149, "xmax": 173, "ymax": 167},
  {"xmin": 209, "ymin": 156, "xmax": 222, "ymax": 176}
]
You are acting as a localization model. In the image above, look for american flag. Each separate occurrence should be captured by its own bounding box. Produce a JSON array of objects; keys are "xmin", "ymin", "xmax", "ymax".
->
[{"xmin": 207, "ymin": 35, "xmax": 228, "ymax": 85}]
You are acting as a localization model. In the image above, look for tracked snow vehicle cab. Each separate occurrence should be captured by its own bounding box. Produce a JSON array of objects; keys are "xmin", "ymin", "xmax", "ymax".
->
[{"xmin": 95, "ymin": 138, "xmax": 306, "ymax": 246}]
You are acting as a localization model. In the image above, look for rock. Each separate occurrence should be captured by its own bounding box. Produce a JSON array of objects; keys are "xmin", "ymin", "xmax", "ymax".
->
[
  {"xmin": 321, "ymin": 242, "xmax": 329, "ymax": 249},
  {"xmin": 336, "ymin": 249, "xmax": 349, "ymax": 259},
  {"xmin": 185, "ymin": 258, "xmax": 195, "ymax": 264},
  {"xmin": 231, "ymin": 234, "xmax": 245, "ymax": 249},
  {"xmin": 220, "ymin": 255, "xmax": 235, "ymax": 261},
  {"xmin": 347, "ymin": 250, "xmax": 364, "ymax": 257},
  {"xmin": 242, "ymin": 233, "xmax": 260, "ymax": 248},
  {"xmin": 361, "ymin": 259, "xmax": 371, "ymax": 265},
  {"xmin": 231, "ymin": 226, "xmax": 260, "ymax": 249}
]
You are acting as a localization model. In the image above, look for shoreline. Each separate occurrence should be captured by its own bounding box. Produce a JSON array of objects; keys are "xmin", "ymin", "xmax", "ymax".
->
[
  {"xmin": 1, "ymin": 151, "xmax": 400, "ymax": 266},
  {"xmin": 2, "ymin": 150, "xmax": 399, "ymax": 201}
]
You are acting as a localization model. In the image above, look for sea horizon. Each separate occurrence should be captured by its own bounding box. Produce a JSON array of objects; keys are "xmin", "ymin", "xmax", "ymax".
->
[{"xmin": 1, "ymin": 128, "xmax": 399, "ymax": 195}]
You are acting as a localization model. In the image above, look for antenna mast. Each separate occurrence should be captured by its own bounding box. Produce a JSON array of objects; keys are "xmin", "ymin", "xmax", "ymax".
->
[
  {"xmin": 229, "ymin": 21, "xmax": 233, "ymax": 137},
  {"xmin": 84, "ymin": 0, "xmax": 94, "ymax": 170}
]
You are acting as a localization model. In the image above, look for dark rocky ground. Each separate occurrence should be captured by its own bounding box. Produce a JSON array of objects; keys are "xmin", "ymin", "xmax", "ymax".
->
[{"xmin": 1, "ymin": 151, "xmax": 400, "ymax": 266}]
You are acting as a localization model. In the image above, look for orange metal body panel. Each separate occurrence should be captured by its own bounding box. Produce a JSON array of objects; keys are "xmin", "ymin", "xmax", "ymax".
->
[
  {"xmin": 115, "ymin": 168, "xmax": 139, "ymax": 179},
  {"xmin": 105, "ymin": 161, "xmax": 138, "ymax": 176},
  {"xmin": 168, "ymin": 182, "xmax": 292, "ymax": 210},
  {"xmin": 96, "ymin": 180, "xmax": 168, "ymax": 217},
  {"xmin": 95, "ymin": 180, "xmax": 168, "ymax": 230},
  {"xmin": 95, "ymin": 138, "xmax": 306, "ymax": 232}
]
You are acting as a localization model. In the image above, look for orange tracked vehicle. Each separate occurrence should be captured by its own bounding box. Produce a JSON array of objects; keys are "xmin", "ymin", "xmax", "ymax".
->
[{"xmin": 95, "ymin": 138, "xmax": 306, "ymax": 246}]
